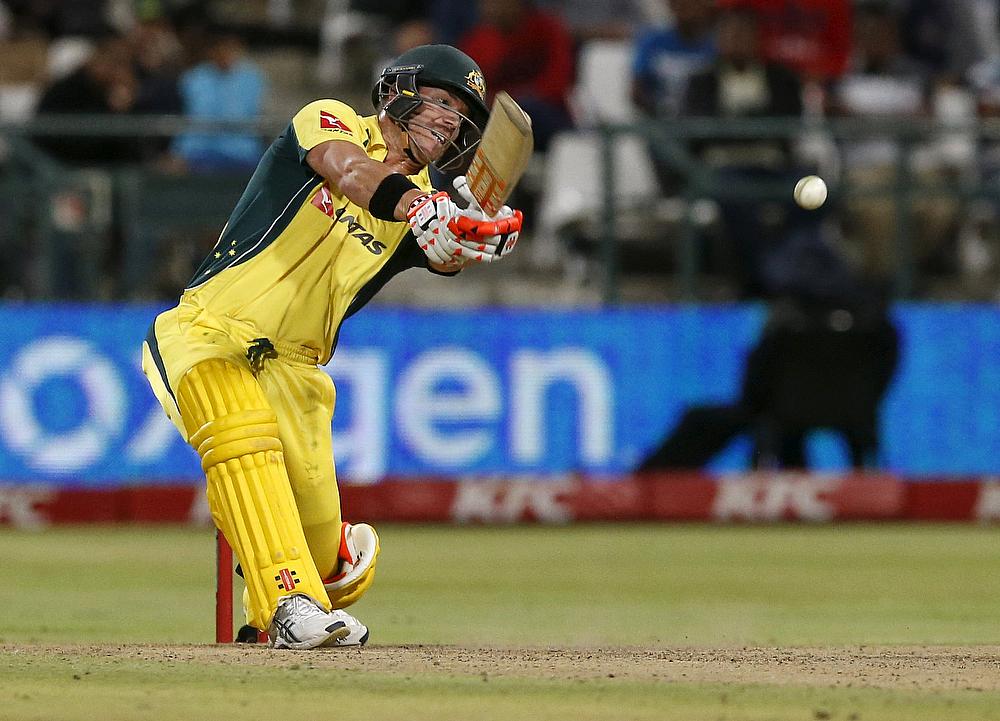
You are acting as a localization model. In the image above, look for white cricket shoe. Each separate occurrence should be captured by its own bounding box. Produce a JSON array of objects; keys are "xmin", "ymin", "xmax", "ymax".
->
[
  {"xmin": 325, "ymin": 608, "xmax": 370, "ymax": 647},
  {"xmin": 269, "ymin": 594, "xmax": 368, "ymax": 650}
]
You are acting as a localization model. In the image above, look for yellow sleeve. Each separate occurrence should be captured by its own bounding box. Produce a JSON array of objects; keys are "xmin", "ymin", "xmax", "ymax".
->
[{"xmin": 291, "ymin": 99, "xmax": 365, "ymax": 159}]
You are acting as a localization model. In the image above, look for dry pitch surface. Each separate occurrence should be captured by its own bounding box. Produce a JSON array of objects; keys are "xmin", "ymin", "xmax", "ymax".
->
[{"xmin": 8, "ymin": 643, "xmax": 1000, "ymax": 690}]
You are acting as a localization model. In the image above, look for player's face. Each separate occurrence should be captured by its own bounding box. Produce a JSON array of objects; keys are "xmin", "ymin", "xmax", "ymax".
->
[{"xmin": 406, "ymin": 86, "xmax": 469, "ymax": 164}]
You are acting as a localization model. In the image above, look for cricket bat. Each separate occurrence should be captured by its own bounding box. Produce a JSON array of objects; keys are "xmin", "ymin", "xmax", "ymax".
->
[{"xmin": 465, "ymin": 92, "xmax": 534, "ymax": 216}]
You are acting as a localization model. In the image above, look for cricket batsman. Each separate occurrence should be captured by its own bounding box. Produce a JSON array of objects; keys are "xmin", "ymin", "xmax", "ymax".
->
[{"xmin": 141, "ymin": 44, "xmax": 522, "ymax": 649}]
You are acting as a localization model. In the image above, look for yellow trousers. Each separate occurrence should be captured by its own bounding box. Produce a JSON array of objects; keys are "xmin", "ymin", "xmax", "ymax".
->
[{"xmin": 141, "ymin": 303, "xmax": 344, "ymax": 626}]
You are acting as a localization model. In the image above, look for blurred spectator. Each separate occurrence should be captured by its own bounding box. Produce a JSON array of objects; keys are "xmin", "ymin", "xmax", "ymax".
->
[
  {"xmin": 961, "ymin": 55, "xmax": 1000, "ymax": 293},
  {"xmin": 352, "ymin": 0, "xmax": 432, "ymax": 54},
  {"xmin": 393, "ymin": 19, "xmax": 435, "ymax": 55},
  {"xmin": 34, "ymin": 33, "xmax": 143, "ymax": 165},
  {"xmin": 631, "ymin": 0, "xmax": 716, "ymax": 117},
  {"xmin": 639, "ymin": 242, "xmax": 900, "ymax": 471},
  {"xmin": 831, "ymin": 2, "xmax": 962, "ymax": 284},
  {"xmin": 4, "ymin": 0, "xmax": 112, "ymax": 38},
  {"xmin": 426, "ymin": 0, "xmax": 479, "ymax": 46},
  {"xmin": 0, "ymin": 26, "xmax": 48, "ymax": 122},
  {"xmin": 538, "ymin": 0, "xmax": 649, "ymax": 45},
  {"xmin": 352, "ymin": 0, "xmax": 477, "ymax": 54},
  {"xmin": 831, "ymin": 4, "xmax": 928, "ymax": 131},
  {"xmin": 130, "ymin": 14, "xmax": 182, "ymax": 114},
  {"xmin": 682, "ymin": 7, "xmax": 805, "ymax": 297},
  {"xmin": 684, "ymin": 8, "xmax": 802, "ymax": 164},
  {"xmin": 170, "ymin": 30, "xmax": 266, "ymax": 173},
  {"xmin": 128, "ymin": 13, "xmax": 183, "ymax": 160},
  {"xmin": 971, "ymin": 56, "xmax": 1000, "ymax": 180},
  {"xmin": 901, "ymin": 0, "xmax": 1000, "ymax": 81},
  {"xmin": 351, "ymin": 0, "xmax": 426, "ymax": 28},
  {"xmin": 458, "ymin": 0, "xmax": 575, "ymax": 152},
  {"xmin": 718, "ymin": 0, "xmax": 852, "ymax": 83}
]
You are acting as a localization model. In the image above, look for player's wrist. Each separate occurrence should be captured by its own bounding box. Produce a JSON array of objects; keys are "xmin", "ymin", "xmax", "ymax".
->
[
  {"xmin": 369, "ymin": 172, "xmax": 420, "ymax": 221},
  {"xmin": 397, "ymin": 189, "xmax": 429, "ymax": 221}
]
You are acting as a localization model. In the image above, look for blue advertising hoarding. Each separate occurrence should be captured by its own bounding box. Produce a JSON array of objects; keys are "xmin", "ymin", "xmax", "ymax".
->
[{"xmin": 0, "ymin": 303, "xmax": 996, "ymax": 485}]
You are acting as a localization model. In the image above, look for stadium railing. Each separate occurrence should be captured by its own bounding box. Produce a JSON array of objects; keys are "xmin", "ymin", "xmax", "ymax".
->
[{"xmin": 1, "ymin": 115, "xmax": 999, "ymax": 302}]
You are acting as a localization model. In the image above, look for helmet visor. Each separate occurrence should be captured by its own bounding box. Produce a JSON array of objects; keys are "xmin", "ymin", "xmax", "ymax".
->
[{"xmin": 375, "ymin": 77, "xmax": 483, "ymax": 172}]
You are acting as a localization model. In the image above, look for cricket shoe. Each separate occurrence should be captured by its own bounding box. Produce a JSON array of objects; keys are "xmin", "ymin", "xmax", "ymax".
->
[
  {"xmin": 325, "ymin": 607, "xmax": 370, "ymax": 647},
  {"xmin": 269, "ymin": 594, "xmax": 367, "ymax": 650}
]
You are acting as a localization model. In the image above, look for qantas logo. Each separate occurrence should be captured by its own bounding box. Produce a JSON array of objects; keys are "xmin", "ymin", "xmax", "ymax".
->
[
  {"xmin": 334, "ymin": 206, "xmax": 387, "ymax": 255},
  {"xmin": 310, "ymin": 187, "xmax": 388, "ymax": 255},
  {"xmin": 319, "ymin": 110, "xmax": 352, "ymax": 134}
]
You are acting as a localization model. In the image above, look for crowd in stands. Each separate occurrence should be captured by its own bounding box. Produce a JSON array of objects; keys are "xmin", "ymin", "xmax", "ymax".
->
[
  {"xmin": 0, "ymin": 2, "xmax": 267, "ymax": 170},
  {"xmin": 1, "ymin": 0, "xmax": 999, "ymax": 302}
]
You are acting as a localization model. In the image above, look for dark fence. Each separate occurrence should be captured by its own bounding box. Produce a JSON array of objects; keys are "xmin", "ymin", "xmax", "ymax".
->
[{"xmin": 2, "ymin": 115, "xmax": 999, "ymax": 301}]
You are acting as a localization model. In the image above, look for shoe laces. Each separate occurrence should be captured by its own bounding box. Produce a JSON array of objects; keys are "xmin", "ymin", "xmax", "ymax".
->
[{"xmin": 279, "ymin": 594, "xmax": 326, "ymax": 621}]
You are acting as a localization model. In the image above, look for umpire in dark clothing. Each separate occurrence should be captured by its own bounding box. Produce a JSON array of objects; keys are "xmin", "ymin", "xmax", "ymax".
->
[{"xmin": 640, "ymin": 239, "xmax": 900, "ymax": 470}]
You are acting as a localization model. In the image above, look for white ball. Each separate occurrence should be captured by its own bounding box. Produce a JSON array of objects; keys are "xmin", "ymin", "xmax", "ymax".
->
[{"xmin": 793, "ymin": 175, "xmax": 827, "ymax": 210}]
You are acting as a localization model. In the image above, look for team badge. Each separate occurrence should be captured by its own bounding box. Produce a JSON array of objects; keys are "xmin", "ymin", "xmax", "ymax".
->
[
  {"xmin": 319, "ymin": 110, "xmax": 352, "ymax": 134},
  {"xmin": 465, "ymin": 70, "xmax": 486, "ymax": 101},
  {"xmin": 311, "ymin": 185, "xmax": 335, "ymax": 217}
]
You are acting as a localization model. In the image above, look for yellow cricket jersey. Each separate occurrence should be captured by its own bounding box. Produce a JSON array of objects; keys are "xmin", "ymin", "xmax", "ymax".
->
[{"xmin": 180, "ymin": 98, "xmax": 443, "ymax": 364}]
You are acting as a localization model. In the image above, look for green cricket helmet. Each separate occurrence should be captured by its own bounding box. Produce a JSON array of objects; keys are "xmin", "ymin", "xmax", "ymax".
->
[{"xmin": 372, "ymin": 44, "xmax": 489, "ymax": 171}]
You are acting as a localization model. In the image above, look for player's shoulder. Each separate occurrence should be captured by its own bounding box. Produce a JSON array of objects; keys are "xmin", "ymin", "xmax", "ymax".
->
[
  {"xmin": 292, "ymin": 98, "xmax": 372, "ymax": 141},
  {"xmin": 292, "ymin": 98, "xmax": 376, "ymax": 136},
  {"xmin": 297, "ymin": 97, "xmax": 361, "ymax": 113}
]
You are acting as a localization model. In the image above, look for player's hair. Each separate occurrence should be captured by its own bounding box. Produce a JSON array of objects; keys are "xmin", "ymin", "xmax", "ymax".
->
[{"xmin": 373, "ymin": 45, "xmax": 489, "ymax": 172}]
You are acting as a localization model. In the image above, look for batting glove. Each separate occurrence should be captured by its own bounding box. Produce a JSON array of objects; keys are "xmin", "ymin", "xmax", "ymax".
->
[
  {"xmin": 449, "ymin": 176, "xmax": 523, "ymax": 263},
  {"xmin": 405, "ymin": 191, "xmax": 465, "ymax": 266}
]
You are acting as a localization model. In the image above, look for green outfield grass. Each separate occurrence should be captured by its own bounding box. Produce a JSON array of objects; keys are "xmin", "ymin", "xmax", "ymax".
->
[
  {"xmin": 2, "ymin": 523, "xmax": 999, "ymax": 720},
  {"xmin": 4, "ymin": 652, "xmax": 999, "ymax": 721}
]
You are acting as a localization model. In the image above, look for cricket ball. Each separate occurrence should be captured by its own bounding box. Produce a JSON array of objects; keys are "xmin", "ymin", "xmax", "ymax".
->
[{"xmin": 793, "ymin": 175, "xmax": 828, "ymax": 210}]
